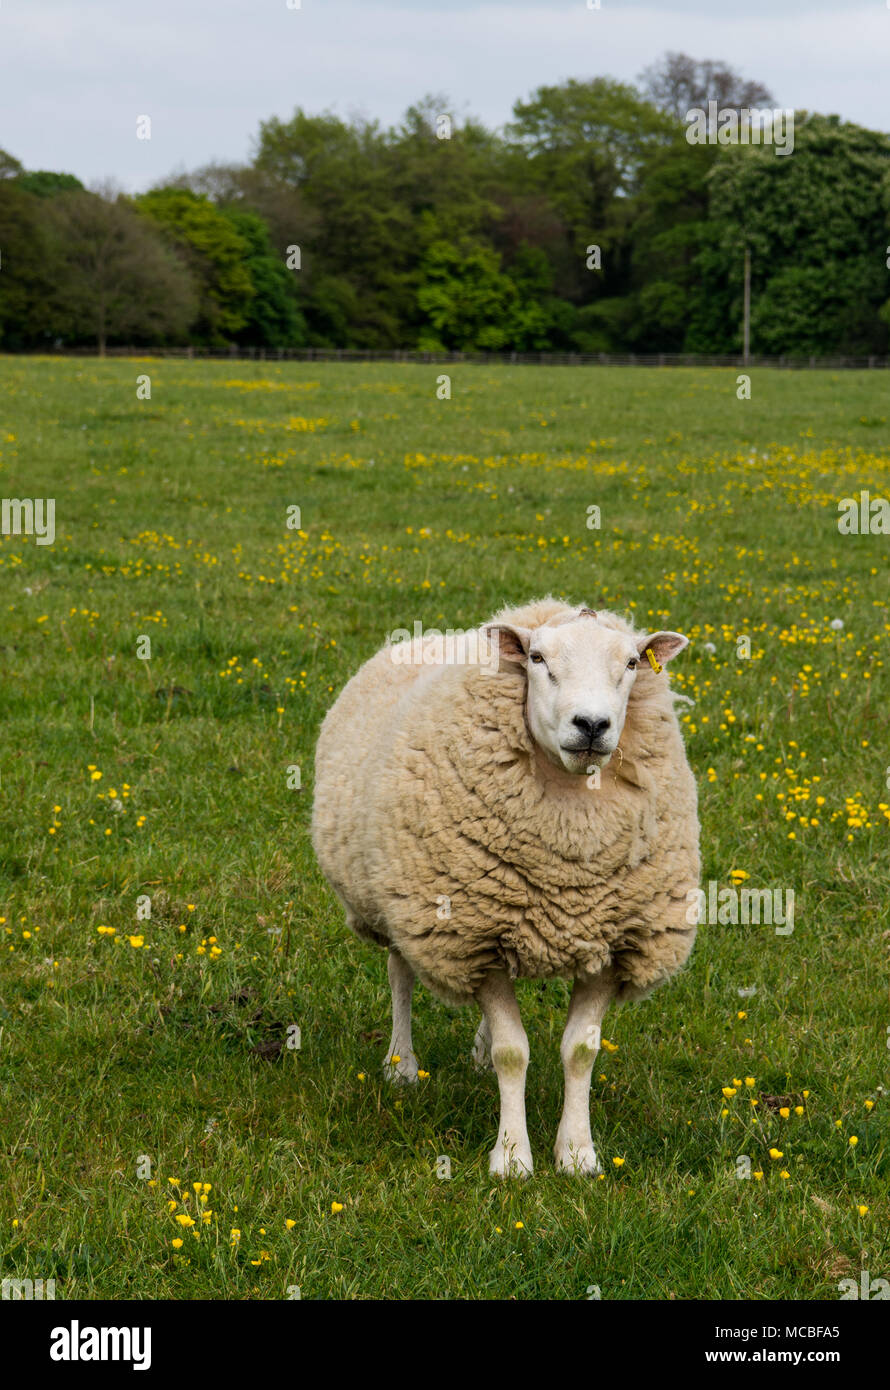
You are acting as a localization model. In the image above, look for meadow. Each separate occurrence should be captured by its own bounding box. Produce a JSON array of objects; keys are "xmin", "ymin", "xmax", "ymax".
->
[{"xmin": 0, "ymin": 357, "xmax": 887, "ymax": 1300}]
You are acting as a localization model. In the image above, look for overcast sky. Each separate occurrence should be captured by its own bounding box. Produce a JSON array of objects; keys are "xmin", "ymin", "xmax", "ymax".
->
[{"xmin": 2, "ymin": 0, "xmax": 888, "ymax": 191}]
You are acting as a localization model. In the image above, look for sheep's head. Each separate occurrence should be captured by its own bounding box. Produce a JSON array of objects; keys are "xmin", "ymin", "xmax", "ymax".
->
[{"xmin": 485, "ymin": 608, "xmax": 688, "ymax": 774}]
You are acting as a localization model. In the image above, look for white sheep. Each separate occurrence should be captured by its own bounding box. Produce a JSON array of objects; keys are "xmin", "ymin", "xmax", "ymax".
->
[{"xmin": 311, "ymin": 597, "xmax": 700, "ymax": 1176}]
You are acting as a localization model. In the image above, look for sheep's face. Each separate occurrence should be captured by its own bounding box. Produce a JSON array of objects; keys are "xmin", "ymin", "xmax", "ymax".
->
[{"xmin": 486, "ymin": 610, "xmax": 688, "ymax": 774}]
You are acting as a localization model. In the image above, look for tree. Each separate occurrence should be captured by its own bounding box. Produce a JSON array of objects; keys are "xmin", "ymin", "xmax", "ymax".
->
[
  {"xmin": 49, "ymin": 187, "xmax": 197, "ymax": 354},
  {"xmin": 221, "ymin": 206, "xmax": 306, "ymax": 347},
  {"xmin": 15, "ymin": 170, "xmax": 84, "ymax": 198},
  {"xmin": 0, "ymin": 147, "xmax": 24, "ymax": 179},
  {"xmin": 417, "ymin": 240, "xmax": 518, "ymax": 350},
  {"xmin": 136, "ymin": 187, "xmax": 254, "ymax": 343},
  {"xmin": 638, "ymin": 52, "xmax": 774, "ymax": 121},
  {"xmin": 0, "ymin": 181, "xmax": 66, "ymax": 348},
  {"xmin": 254, "ymin": 108, "xmax": 415, "ymax": 346},
  {"xmin": 698, "ymin": 116, "xmax": 890, "ymax": 354},
  {"xmin": 506, "ymin": 79, "xmax": 676, "ymax": 339}
]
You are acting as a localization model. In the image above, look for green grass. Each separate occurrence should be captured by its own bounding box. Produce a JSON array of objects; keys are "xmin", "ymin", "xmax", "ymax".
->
[{"xmin": 0, "ymin": 357, "xmax": 887, "ymax": 1300}]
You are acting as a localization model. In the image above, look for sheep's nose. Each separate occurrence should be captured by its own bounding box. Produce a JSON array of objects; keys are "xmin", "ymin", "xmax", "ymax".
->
[{"xmin": 572, "ymin": 714, "xmax": 611, "ymax": 742}]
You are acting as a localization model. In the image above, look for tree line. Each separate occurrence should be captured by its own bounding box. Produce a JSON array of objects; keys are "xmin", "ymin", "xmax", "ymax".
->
[{"xmin": 2, "ymin": 53, "xmax": 889, "ymax": 357}]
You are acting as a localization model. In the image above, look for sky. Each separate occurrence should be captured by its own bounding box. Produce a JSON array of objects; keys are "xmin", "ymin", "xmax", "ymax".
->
[{"xmin": 1, "ymin": 0, "xmax": 888, "ymax": 191}]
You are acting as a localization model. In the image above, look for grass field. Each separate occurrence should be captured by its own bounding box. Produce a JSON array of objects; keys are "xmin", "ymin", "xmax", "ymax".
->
[{"xmin": 1, "ymin": 357, "xmax": 888, "ymax": 1300}]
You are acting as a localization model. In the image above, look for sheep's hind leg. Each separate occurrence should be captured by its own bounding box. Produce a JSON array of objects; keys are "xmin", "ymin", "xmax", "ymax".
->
[
  {"xmin": 554, "ymin": 969, "xmax": 617, "ymax": 1175},
  {"xmin": 477, "ymin": 970, "xmax": 533, "ymax": 1178},
  {"xmin": 383, "ymin": 948, "xmax": 419, "ymax": 1084},
  {"xmin": 471, "ymin": 1014, "xmax": 492, "ymax": 1070}
]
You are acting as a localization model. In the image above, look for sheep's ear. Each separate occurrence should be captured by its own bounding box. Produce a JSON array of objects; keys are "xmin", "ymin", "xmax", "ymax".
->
[
  {"xmin": 636, "ymin": 630, "xmax": 688, "ymax": 669},
  {"xmin": 484, "ymin": 622, "xmax": 532, "ymax": 668}
]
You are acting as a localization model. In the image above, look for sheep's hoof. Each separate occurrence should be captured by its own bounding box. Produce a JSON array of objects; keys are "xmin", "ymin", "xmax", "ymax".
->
[
  {"xmin": 383, "ymin": 1053, "xmax": 419, "ymax": 1085},
  {"xmin": 554, "ymin": 1141, "xmax": 602, "ymax": 1176},
  {"xmin": 489, "ymin": 1143, "xmax": 533, "ymax": 1179}
]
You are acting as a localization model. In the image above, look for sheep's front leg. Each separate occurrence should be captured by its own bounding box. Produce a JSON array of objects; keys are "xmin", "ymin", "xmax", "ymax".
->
[
  {"xmin": 554, "ymin": 969, "xmax": 617, "ymax": 1175},
  {"xmin": 476, "ymin": 970, "xmax": 532, "ymax": 1178},
  {"xmin": 383, "ymin": 948, "xmax": 419, "ymax": 1084}
]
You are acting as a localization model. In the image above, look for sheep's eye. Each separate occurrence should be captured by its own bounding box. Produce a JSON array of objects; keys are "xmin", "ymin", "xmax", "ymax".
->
[
  {"xmin": 626, "ymin": 658, "xmax": 638, "ymax": 671},
  {"xmin": 530, "ymin": 652, "xmax": 545, "ymax": 664}
]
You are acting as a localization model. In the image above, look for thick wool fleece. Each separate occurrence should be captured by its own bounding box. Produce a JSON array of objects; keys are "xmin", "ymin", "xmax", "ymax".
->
[{"xmin": 311, "ymin": 598, "xmax": 700, "ymax": 1006}]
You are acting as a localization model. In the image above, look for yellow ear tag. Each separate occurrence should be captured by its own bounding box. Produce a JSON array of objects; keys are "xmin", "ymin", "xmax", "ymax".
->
[{"xmin": 645, "ymin": 647, "xmax": 662, "ymax": 673}]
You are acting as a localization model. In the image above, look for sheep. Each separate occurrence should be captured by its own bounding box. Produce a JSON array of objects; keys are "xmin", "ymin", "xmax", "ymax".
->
[{"xmin": 311, "ymin": 597, "xmax": 700, "ymax": 1177}]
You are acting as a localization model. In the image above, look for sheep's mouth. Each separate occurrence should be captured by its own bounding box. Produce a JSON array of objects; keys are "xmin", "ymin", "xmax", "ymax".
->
[{"xmin": 561, "ymin": 742, "xmax": 609, "ymax": 757}]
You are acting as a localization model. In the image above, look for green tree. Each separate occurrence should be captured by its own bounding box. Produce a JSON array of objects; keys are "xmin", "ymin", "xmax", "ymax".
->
[
  {"xmin": 0, "ymin": 147, "xmax": 24, "ymax": 179},
  {"xmin": 15, "ymin": 170, "xmax": 84, "ymax": 198},
  {"xmin": 255, "ymin": 109, "xmax": 413, "ymax": 346},
  {"xmin": 699, "ymin": 115, "xmax": 890, "ymax": 353},
  {"xmin": 417, "ymin": 240, "xmax": 517, "ymax": 350},
  {"xmin": 0, "ymin": 181, "xmax": 65, "ymax": 348},
  {"xmin": 221, "ymin": 206, "xmax": 306, "ymax": 347},
  {"xmin": 49, "ymin": 187, "xmax": 197, "ymax": 354},
  {"xmin": 136, "ymin": 187, "xmax": 254, "ymax": 343}
]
